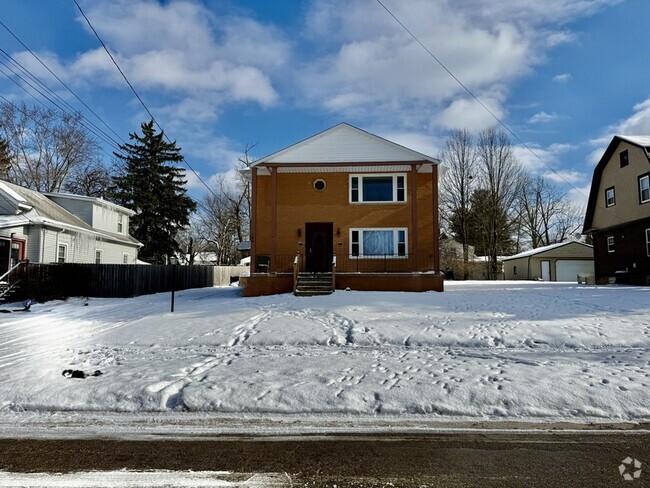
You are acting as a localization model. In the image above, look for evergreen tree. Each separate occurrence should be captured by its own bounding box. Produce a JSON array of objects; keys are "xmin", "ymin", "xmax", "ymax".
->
[{"xmin": 112, "ymin": 120, "xmax": 196, "ymax": 263}]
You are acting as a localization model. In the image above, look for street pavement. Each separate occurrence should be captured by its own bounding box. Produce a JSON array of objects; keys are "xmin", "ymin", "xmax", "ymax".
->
[{"xmin": 0, "ymin": 430, "xmax": 648, "ymax": 487}]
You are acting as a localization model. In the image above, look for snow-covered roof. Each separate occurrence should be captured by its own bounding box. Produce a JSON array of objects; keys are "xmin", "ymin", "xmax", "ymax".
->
[
  {"xmin": 617, "ymin": 135, "xmax": 650, "ymax": 147},
  {"xmin": 503, "ymin": 241, "xmax": 592, "ymax": 261},
  {"xmin": 253, "ymin": 123, "xmax": 442, "ymax": 175},
  {"xmin": 45, "ymin": 192, "xmax": 136, "ymax": 216}
]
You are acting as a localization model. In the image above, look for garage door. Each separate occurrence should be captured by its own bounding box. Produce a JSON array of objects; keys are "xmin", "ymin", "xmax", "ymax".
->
[{"xmin": 555, "ymin": 260, "xmax": 594, "ymax": 282}]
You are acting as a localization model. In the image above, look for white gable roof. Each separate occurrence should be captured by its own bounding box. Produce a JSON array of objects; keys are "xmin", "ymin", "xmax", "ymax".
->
[
  {"xmin": 503, "ymin": 241, "xmax": 593, "ymax": 261},
  {"xmin": 254, "ymin": 123, "xmax": 440, "ymax": 166}
]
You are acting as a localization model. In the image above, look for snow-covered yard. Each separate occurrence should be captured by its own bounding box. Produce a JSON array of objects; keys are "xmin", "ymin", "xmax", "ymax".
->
[{"xmin": 0, "ymin": 281, "xmax": 649, "ymax": 425}]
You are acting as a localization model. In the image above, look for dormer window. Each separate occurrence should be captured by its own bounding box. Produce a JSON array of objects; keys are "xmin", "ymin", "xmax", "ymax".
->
[
  {"xmin": 118, "ymin": 214, "xmax": 124, "ymax": 233},
  {"xmin": 605, "ymin": 186, "xmax": 616, "ymax": 207},
  {"xmin": 619, "ymin": 150, "xmax": 629, "ymax": 168}
]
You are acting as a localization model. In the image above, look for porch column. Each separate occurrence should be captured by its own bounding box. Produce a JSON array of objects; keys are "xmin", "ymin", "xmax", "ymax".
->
[
  {"xmin": 432, "ymin": 164, "xmax": 440, "ymax": 273},
  {"xmin": 250, "ymin": 167, "xmax": 257, "ymax": 273},
  {"xmin": 270, "ymin": 166, "xmax": 277, "ymax": 272},
  {"xmin": 409, "ymin": 165, "xmax": 418, "ymax": 261}
]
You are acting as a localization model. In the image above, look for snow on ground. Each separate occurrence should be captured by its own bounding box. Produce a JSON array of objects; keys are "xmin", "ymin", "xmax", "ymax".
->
[{"xmin": 0, "ymin": 281, "xmax": 649, "ymax": 424}]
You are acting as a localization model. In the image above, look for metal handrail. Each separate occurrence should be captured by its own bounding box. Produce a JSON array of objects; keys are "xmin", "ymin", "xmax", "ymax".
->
[
  {"xmin": 331, "ymin": 254, "xmax": 336, "ymax": 291},
  {"xmin": 0, "ymin": 260, "xmax": 25, "ymax": 283},
  {"xmin": 293, "ymin": 253, "xmax": 300, "ymax": 293}
]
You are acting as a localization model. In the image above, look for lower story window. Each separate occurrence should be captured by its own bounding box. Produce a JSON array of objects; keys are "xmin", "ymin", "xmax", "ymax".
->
[
  {"xmin": 123, "ymin": 253, "xmax": 129, "ymax": 264},
  {"xmin": 57, "ymin": 244, "xmax": 67, "ymax": 263},
  {"xmin": 607, "ymin": 235, "xmax": 615, "ymax": 253},
  {"xmin": 95, "ymin": 249, "xmax": 103, "ymax": 264},
  {"xmin": 350, "ymin": 228, "xmax": 407, "ymax": 257},
  {"xmin": 646, "ymin": 228, "xmax": 650, "ymax": 257}
]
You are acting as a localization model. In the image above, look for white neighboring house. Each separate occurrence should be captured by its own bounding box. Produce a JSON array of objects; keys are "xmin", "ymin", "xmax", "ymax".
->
[{"xmin": 0, "ymin": 180, "xmax": 142, "ymax": 275}]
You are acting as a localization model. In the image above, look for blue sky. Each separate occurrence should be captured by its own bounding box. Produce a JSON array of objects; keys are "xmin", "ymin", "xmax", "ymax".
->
[{"xmin": 0, "ymin": 0, "xmax": 648, "ymax": 209}]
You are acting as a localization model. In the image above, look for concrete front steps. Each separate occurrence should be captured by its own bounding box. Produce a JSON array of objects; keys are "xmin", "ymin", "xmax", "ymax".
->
[{"xmin": 294, "ymin": 272, "xmax": 334, "ymax": 296}]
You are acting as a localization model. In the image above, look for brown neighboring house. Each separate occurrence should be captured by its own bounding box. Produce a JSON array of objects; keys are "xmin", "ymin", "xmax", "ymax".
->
[
  {"xmin": 583, "ymin": 135, "xmax": 650, "ymax": 285},
  {"xmin": 240, "ymin": 123, "xmax": 444, "ymax": 296}
]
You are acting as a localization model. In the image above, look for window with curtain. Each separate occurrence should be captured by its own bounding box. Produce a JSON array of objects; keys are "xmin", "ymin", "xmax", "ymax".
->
[{"xmin": 350, "ymin": 228, "xmax": 407, "ymax": 257}]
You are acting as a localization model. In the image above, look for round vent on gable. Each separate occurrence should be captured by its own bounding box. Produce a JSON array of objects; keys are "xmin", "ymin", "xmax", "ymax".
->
[{"xmin": 313, "ymin": 179, "xmax": 326, "ymax": 191}]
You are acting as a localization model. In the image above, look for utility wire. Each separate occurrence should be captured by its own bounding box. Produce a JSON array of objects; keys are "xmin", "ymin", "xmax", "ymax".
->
[
  {"xmin": 375, "ymin": 0, "xmax": 589, "ymax": 200},
  {"xmin": 0, "ymin": 64, "xmax": 120, "ymax": 161},
  {"xmin": 72, "ymin": 0, "xmax": 219, "ymax": 202},
  {"xmin": 0, "ymin": 51, "xmax": 124, "ymax": 153},
  {"xmin": 0, "ymin": 19, "xmax": 126, "ymax": 147}
]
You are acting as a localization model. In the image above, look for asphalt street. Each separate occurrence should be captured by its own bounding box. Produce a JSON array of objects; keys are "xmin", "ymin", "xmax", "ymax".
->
[{"xmin": 0, "ymin": 431, "xmax": 648, "ymax": 487}]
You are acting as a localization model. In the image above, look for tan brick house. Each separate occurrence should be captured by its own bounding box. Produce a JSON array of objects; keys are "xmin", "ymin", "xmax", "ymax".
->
[{"xmin": 241, "ymin": 123, "xmax": 444, "ymax": 296}]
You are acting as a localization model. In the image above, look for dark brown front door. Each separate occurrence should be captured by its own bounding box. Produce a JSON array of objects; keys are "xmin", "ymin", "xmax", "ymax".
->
[
  {"xmin": 0, "ymin": 239, "xmax": 9, "ymax": 274},
  {"xmin": 305, "ymin": 223, "xmax": 333, "ymax": 273}
]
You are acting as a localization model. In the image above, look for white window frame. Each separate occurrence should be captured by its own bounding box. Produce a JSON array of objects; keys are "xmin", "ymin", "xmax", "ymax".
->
[
  {"xmin": 349, "ymin": 174, "xmax": 407, "ymax": 204},
  {"xmin": 639, "ymin": 174, "xmax": 650, "ymax": 204},
  {"xmin": 117, "ymin": 214, "xmax": 124, "ymax": 233},
  {"xmin": 349, "ymin": 228, "xmax": 408, "ymax": 258},
  {"xmin": 57, "ymin": 244, "xmax": 67, "ymax": 263},
  {"xmin": 605, "ymin": 187, "xmax": 616, "ymax": 207},
  {"xmin": 646, "ymin": 229, "xmax": 650, "ymax": 257},
  {"xmin": 123, "ymin": 252, "xmax": 130, "ymax": 264},
  {"xmin": 607, "ymin": 235, "xmax": 615, "ymax": 253},
  {"xmin": 95, "ymin": 249, "xmax": 103, "ymax": 264}
]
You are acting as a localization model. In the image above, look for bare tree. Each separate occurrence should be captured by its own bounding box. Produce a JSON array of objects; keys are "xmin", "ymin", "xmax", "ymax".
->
[
  {"xmin": 64, "ymin": 160, "xmax": 112, "ymax": 197},
  {"xmin": 0, "ymin": 102, "xmax": 99, "ymax": 192},
  {"xmin": 440, "ymin": 129, "xmax": 476, "ymax": 279},
  {"xmin": 519, "ymin": 174, "xmax": 582, "ymax": 247},
  {"xmin": 476, "ymin": 127, "xmax": 523, "ymax": 279}
]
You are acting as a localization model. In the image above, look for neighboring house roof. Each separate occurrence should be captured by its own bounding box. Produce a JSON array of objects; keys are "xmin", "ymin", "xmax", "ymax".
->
[
  {"xmin": 503, "ymin": 241, "xmax": 593, "ymax": 261},
  {"xmin": 583, "ymin": 135, "xmax": 650, "ymax": 232},
  {"xmin": 0, "ymin": 181, "xmax": 141, "ymax": 247},
  {"xmin": 43, "ymin": 192, "xmax": 137, "ymax": 216},
  {"xmin": 251, "ymin": 123, "xmax": 443, "ymax": 175}
]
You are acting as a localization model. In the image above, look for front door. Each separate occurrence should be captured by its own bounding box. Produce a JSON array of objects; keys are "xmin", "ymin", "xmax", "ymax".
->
[
  {"xmin": 0, "ymin": 239, "xmax": 9, "ymax": 274},
  {"xmin": 541, "ymin": 260, "xmax": 551, "ymax": 281},
  {"xmin": 305, "ymin": 223, "xmax": 333, "ymax": 273}
]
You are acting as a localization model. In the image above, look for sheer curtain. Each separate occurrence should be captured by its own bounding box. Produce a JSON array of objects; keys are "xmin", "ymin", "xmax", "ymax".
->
[{"xmin": 363, "ymin": 230, "xmax": 393, "ymax": 255}]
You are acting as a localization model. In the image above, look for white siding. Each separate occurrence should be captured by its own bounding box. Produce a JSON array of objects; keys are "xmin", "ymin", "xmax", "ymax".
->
[{"xmin": 92, "ymin": 204, "xmax": 129, "ymax": 235}]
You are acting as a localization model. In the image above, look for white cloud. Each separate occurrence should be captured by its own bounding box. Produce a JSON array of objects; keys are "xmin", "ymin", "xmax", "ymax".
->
[
  {"xmin": 552, "ymin": 73, "xmax": 572, "ymax": 83},
  {"xmin": 71, "ymin": 0, "xmax": 289, "ymax": 108},
  {"xmin": 434, "ymin": 96, "xmax": 505, "ymax": 132},
  {"xmin": 542, "ymin": 169, "xmax": 585, "ymax": 184},
  {"xmin": 528, "ymin": 111, "xmax": 559, "ymax": 124},
  {"xmin": 297, "ymin": 0, "xmax": 618, "ymax": 132}
]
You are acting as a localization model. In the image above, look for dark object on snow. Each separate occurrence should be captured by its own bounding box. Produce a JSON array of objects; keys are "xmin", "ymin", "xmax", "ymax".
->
[
  {"xmin": 62, "ymin": 369, "xmax": 103, "ymax": 379},
  {"xmin": 0, "ymin": 300, "xmax": 34, "ymax": 314}
]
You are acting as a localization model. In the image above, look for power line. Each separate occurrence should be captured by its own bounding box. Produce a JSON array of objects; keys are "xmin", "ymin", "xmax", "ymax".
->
[
  {"xmin": 375, "ymin": 0, "xmax": 589, "ymax": 201},
  {"xmin": 72, "ymin": 0, "xmax": 219, "ymax": 202},
  {"xmin": 0, "ymin": 19, "xmax": 126, "ymax": 147},
  {"xmin": 0, "ymin": 60, "xmax": 123, "ymax": 160}
]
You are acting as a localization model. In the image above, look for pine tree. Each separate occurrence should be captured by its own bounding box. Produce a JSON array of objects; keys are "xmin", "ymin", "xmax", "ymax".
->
[{"xmin": 113, "ymin": 120, "xmax": 196, "ymax": 264}]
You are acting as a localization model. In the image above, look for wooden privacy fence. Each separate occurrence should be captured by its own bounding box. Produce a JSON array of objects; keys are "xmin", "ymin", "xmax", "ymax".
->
[{"xmin": 13, "ymin": 263, "xmax": 215, "ymax": 301}]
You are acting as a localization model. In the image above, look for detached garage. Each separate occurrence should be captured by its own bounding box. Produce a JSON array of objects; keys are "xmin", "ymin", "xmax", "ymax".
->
[{"xmin": 503, "ymin": 242, "xmax": 594, "ymax": 282}]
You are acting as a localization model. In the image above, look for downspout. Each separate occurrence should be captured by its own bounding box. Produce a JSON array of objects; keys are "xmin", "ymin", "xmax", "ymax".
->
[
  {"xmin": 527, "ymin": 255, "xmax": 531, "ymax": 280},
  {"xmin": 40, "ymin": 226, "xmax": 45, "ymax": 263}
]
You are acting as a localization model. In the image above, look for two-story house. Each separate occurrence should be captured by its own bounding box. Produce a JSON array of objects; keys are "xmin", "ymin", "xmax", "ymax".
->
[
  {"xmin": 0, "ymin": 180, "xmax": 141, "ymax": 275},
  {"xmin": 583, "ymin": 135, "xmax": 650, "ymax": 285},
  {"xmin": 241, "ymin": 123, "xmax": 444, "ymax": 296}
]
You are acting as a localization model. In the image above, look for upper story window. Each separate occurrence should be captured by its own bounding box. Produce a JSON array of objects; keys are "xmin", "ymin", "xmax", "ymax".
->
[
  {"xmin": 607, "ymin": 235, "xmax": 615, "ymax": 253},
  {"xmin": 117, "ymin": 214, "xmax": 124, "ymax": 233},
  {"xmin": 350, "ymin": 174, "xmax": 406, "ymax": 203},
  {"xmin": 605, "ymin": 186, "xmax": 616, "ymax": 207},
  {"xmin": 619, "ymin": 150, "xmax": 629, "ymax": 168},
  {"xmin": 639, "ymin": 174, "xmax": 650, "ymax": 204}
]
